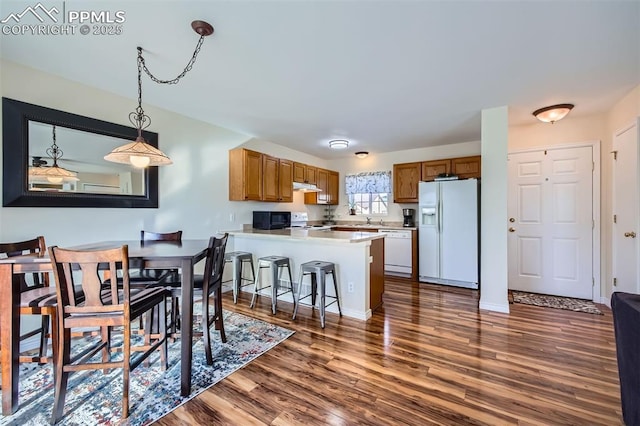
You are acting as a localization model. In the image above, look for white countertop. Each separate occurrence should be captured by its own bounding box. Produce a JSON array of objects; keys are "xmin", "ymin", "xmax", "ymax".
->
[{"xmin": 227, "ymin": 228, "xmax": 385, "ymax": 243}]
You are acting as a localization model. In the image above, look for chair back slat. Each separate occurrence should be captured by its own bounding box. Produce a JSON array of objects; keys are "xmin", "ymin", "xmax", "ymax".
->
[
  {"xmin": 50, "ymin": 245, "xmax": 130, "ymax": 314},
  {"xmin": 0, "ymin": 236, "xmax": 49, "ymax": 291},
  {"xmin": 202, "ymin": 234, "xmax": 228, "ymax": 295}
]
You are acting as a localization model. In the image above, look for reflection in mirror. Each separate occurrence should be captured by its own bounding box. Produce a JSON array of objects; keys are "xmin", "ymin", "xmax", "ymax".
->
[{"xmin": 28, "ymin": 122, "xmax": 146, "ymax": 196}]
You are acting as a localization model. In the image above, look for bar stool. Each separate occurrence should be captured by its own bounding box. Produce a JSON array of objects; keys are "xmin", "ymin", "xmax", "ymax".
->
[
  {"xmin": 250, "ymin": 255, "xmax": 296, "ymax": 315},
  {"xmin": 224, "ymin": 251, "xmax": 255, "ymax": 303},
  {"xmin": 292, "ymin": 260, "xmax": 342, "ymax": 328}
]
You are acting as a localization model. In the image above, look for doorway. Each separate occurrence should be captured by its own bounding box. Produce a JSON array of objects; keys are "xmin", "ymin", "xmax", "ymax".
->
[
  {"xmin": 508, "ymin": 144, "xmax": 599, "ymax": 300},
  {"xmin": 612, "ymin": 119, "xmax": 640, "ymax": 295}
]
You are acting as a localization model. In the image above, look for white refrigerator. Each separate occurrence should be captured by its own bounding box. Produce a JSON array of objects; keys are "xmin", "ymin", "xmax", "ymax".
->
[{"xmin": 418, "ymin": 179, "xmax": 479, "ymax": 289}]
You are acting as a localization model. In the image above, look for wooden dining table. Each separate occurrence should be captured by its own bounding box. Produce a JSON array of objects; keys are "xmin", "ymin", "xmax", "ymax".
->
[{"xmin": 0, "ymin": 239, "xmax": 209, "ymax": 415}]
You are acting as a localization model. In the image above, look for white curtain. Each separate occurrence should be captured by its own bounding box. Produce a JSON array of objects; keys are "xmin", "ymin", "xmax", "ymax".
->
[{"xmin": 345, "ymin": 171, "xmax": 391, "ymax": 194}]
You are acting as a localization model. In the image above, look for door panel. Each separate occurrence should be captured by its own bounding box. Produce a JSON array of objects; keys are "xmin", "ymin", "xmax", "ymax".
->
[
  {"xmin": 508, "ymin": 146, "xmax": 593, "ymax": 299},
  {"xmin": 613, "ymin": 121, "xmax": 640, "ymax": 294}
]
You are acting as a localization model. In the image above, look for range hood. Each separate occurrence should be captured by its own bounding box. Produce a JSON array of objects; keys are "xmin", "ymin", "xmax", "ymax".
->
[{"xmin": 293, "ymin": 182, "xmax": 322, "ymax": 192}]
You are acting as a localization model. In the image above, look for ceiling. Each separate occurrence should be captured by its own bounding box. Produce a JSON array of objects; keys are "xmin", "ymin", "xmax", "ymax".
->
[{"xmin": 1, "ymin": 1, "xmax": 639, "ymax": 159}]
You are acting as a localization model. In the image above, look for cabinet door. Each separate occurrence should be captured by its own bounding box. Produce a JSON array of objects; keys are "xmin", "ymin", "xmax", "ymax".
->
[
  {"xmin": 228, "ymin": 148, "xmax": 262, "ymax": 201},
  {"xmin": 262, "ymin": 154, "xmax": 279, "ymax": 202},
  {"xmin": 305, "ymin": 168, "xmax": 329, "ymax": 204},
  {"xmin": 451, "ymin": 156, "xmax": 481, "ymax": 179},
  {"xmin": 328, "ymin": 171, "xmax": 339, "ymax": 205},
  {"xmin": 393, "ymin": 162, "xmax": 421, "ymax": 203},
  {"xmin": 279, "ymin": 159, "xmax": 294, "ymax": 202},
  {"xmin": 306, "ymin": 165, "xmax": 317, "ymax": 185},
  {"xmin": 421, "ymin": 159, "xmax": 451, "ymax": 182},
  {"xmin": 293, "ymin": 162, "xmax": 306, "ymax": 183}
]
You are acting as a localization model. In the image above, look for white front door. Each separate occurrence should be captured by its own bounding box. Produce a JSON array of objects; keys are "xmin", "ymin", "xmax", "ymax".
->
[
  {"xmin": 612, "ymin": 120, "xmax": 640, "ymax": 294},
  {"xmin": 508, "ymin": 146, "xmax": 593, "ymax": 299}
]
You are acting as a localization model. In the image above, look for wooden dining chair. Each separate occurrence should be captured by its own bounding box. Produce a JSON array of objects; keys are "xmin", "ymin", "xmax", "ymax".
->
[
  {"xmin": 160, "ymin": 234, "xmax": 228, "ymax": 365},
  {"xmin": 49, "ymin": 244, "xmax": 169, "ymax": 423},
  {"xmin": 0, "ymin": 236, "xmax": 57, "ymax": 365}
]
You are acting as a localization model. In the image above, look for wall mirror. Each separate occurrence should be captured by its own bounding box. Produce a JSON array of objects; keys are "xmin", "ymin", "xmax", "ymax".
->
[{"xmin": 2, "ymin": 97, "xmax": 159, "ymax": 208}]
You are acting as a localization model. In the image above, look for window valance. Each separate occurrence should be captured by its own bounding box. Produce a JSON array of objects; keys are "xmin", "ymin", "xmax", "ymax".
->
[{"xmin": 345, "ymin": 171, "xmax": 391, "ymax": 195}]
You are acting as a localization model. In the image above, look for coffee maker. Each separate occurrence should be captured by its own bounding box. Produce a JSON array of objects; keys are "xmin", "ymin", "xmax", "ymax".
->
[{"xmin": 402, "ymin": 208, "xmax": 415, "ymax": 227}]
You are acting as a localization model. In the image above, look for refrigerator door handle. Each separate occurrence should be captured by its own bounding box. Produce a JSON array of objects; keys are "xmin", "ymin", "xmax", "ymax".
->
[{"xmin": 436, "ymin": 200, "xmax": 441, "ymax": 233}]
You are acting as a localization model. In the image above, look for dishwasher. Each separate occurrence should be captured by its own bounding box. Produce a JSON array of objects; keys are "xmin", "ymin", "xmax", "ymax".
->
[{"xmin": 378, "ymin": 229, "xmax": 412, "ymax": 276}]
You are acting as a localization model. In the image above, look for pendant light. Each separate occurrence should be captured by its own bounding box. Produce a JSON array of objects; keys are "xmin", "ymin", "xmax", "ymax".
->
[
  {"xmin": 29, "ymin": 125, "xmax": 79, "ymax": 184},
  {"xmin": 105, "ymin": 20, "xmax": 214, "ymax": 168}
]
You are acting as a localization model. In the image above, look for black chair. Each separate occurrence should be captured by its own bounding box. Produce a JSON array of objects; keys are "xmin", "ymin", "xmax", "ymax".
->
[
  {"xmin": 611, "ymin": 291, "xmax": 640, "ymax": 426},
  {"xmin": 156, "ymin": 234, "xmax": 228, "ymax": 365}
]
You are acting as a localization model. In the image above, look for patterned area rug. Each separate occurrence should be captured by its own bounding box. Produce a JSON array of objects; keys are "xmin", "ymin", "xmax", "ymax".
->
[
  {"xmin": 512, "ymin": 291, "xmax": 603, "ymax": 315},
  {"xmin": 0, "ymin": 311, "xmax": 293, "ymax": 425}
]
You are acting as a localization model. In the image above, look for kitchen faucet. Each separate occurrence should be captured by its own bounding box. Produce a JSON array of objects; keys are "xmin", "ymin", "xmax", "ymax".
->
[{"xmin": 366, "ymin": 217, "xmax": 372, "ymax": 225}]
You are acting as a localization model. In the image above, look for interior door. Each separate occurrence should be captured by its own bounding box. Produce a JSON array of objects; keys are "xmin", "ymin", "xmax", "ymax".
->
[
  {"xmin": 508, "ymin": 146, "xmax": 593, "ymax": 299},
  {"xmin": 612, "ymin": 120, "xmax": 640, "ymax": 294}
]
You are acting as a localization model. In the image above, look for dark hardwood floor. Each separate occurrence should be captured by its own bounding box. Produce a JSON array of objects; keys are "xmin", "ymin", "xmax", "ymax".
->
[{"xmin": 157, "ymin": 278, "xmax": 622, "ymax": 425}]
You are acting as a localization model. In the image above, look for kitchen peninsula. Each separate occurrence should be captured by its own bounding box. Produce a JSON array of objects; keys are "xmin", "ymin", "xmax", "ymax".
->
[{"xmin": 227, "ymin": 229, "xmax": 385, "ymax": 320}]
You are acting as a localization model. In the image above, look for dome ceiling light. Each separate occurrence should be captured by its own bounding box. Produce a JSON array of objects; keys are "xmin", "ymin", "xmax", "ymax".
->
[{"xmin": 532, "ymin": 103, "xmax": 574, "ymax": 123}]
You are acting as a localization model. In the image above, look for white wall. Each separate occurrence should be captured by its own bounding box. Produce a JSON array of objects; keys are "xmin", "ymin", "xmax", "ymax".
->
[{"xmin": 0, "ymin": 60, "xmax": 332, "ymax": 245}]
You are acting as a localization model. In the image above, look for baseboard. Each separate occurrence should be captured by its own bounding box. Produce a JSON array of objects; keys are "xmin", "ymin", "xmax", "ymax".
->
[{"xmin": 479, "ymin": 301, "xmax": 510, "ymax": 313}]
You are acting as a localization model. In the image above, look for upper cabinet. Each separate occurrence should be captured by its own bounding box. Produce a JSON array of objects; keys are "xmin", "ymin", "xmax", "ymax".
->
[
  {"xmin": 451, "ymin": 156, "xmax": 481, "ymax": 179},
  {"xmin": 421, "ymin": 159, "xmax": 451, "ymax": 182},
  {"xmin": 304, "ymin": 168, "xmax": 339, "ymax": 205},
  {"xmin": 393, "ymin": 155, "xmax": 481, "ymax": 201},
  {"xmin": 229, "ymin": 148, "xmax": 263, "ymax": 201},
  {"xmin": 229, "ymin": 148, "xmax": 331, "ymax": 203},
  {"xmin": 293, "ymin": 162, "xmax": 317, "ymax": 185},
  {"xmin": 393, "ymin": 162, "xmax": 422, "ymax": 203}
]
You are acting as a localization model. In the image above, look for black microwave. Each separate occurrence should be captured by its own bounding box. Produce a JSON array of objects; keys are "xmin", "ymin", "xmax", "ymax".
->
[{"xmin": 252, "ymin": 211, "xmax": 291, "ymax": 230}]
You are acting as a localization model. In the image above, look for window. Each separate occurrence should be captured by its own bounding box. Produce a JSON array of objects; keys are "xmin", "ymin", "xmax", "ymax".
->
[
  {"xmin": 345, "ymin": 171, "xmax": 391, "ymax": 216},
  {"xmin": 349, "ymin": 192, "xmax": 389, "ymax": 215}
]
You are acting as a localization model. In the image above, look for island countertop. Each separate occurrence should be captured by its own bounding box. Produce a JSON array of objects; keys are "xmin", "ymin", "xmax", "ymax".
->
[{"xmin": 226, "ymin": 228, "xmax": 385, "ymax": 244}]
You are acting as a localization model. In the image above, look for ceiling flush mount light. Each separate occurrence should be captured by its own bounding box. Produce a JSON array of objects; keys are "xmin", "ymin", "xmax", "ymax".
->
[
  {"xmin": 29, "ymin": 125, "xmax": 79, "ymax": 184},
  {"xmin": 355, "ymin": 151, "xmax": 369, "ymax": 159},
  {"xmin": 329, "ymin": 139, "xmax": 349, "ymax": 150},
  {"xmin": 532, "ymin": 103, "xmax": 574, "ymax": 123},
  {"xmin": 105, "ymin": 20, "xmax": 214, "ymax": 168}
]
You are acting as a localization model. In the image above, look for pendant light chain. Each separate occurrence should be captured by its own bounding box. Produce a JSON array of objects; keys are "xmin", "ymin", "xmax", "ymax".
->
[
  {"xmin": 47, "ymin": 125, "xmax": 62, "ymax": 167},
  {"xmin": 138, "ymin": 35, "xmax": 206, "ymax": 85}
]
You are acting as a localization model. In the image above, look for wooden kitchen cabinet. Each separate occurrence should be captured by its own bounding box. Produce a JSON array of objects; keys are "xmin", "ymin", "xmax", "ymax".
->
[
  {"xmin": 229, "ymin": 148, "xmax": 263, "ymax": 201},
  {"xmin": 262, "ymin": 155, "xmax": 293, "ymax": 202},
  {"xmin": 278, "ymin": 159, "xmax": 294, "ymax": 202},
  {"xmin": 451, "ymin": 155, "xmax": 481, "ymax": 179},
  {"xmin": 293, "ymin": 162, "xmax": 317, "ymax": 185},
  {"xmin": 304, "ymin": 168, "xmax": 339, "ymax": 205},
  {"xmin": 393, "ymin": 162, "xmax": 421, "ymax": 203},
  {"xmin": 421, "ymin": 159, "xmax": 452, "ymax": 182}
]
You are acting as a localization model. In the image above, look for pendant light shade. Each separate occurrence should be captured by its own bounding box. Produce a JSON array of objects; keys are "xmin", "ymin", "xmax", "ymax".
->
[
  {"xmin": 104, "ymin": 20, "xmax": 214, "ymax": 168},
  {"xmin": 104, "ymin": 137, "xmax": 172, "ymax": 167},
  {"xmin": 532, "ymin": 103, "xmax": 574, "ymax": 123},
  {"xmin": 28, "ymin": 126, "xmax": 79, "ymax": 184}
]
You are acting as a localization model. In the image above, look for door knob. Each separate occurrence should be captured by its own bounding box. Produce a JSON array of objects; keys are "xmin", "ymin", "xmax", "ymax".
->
[
  {"xmin": 509, "ymin": 227, "xmax": 516, "ymax": 233},
  {"xmin": 624, "ymin": 231, "xmax": 637, "ymax": 238},
  {"xmin": 509, "ymin": 217, "xmax": 515, "ymax": 223}
]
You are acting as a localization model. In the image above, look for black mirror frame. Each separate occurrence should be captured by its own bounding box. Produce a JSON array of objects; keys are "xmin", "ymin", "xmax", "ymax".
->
[{"xmin": 2, "ymin": 97, "xmax": 159, "ymax": 208}]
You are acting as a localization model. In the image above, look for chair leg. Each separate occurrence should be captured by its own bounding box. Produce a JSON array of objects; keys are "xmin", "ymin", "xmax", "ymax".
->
[
  {"xmin": 331, "ymin": 270, "xmax": 342, "ymax": 316},
  {"xmin": 271, "ymin": 264, "xmax": 279, "ymax": 315},
  {"xmin": 101, "ymin": 326, "xmax": 111, "ymax": 374},
  {"xmin": 250, "ymin": 264, "xmax": 262, "ymax": 309},
  {"xmin": 38, "ymin": 315, "xmax": 50, "ymax": 364},
  {"xmin": 122, "ymin": 325, "xmax": 131, "ymax": 419},
  {"xmin": 159, "ymin": 299, "xmax": 168, "ymax": 371},
  {"xmin": 203, "ymin": 289, "xmax": 213, "ymax": 365},
  {"xmin": 310, "ymin": 272, "xmax": 318, "ymax": 309},
  {"xmin": 319, "ymin": 271, "xmax": 326, "ymax": 329},
  {"xmin": 51, "ymin": 328, "xmax": 71, "ymax": 424},
  {"xmin": 292, "ymin": 266, "xmax": 303, "ymax": 320},
  {"xmin": 286, "ymin": 263, "xmax": 295, "ymax": 312},
  {"xmin": 215, "ymin": 285, "xmax": 226, "ymax": 343},
  {"xmin": 233, "ymin": 258, "xmax": 241, "ymax": 304}
]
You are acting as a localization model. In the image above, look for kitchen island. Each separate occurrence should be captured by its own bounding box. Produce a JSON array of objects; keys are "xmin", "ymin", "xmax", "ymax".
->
[{"xmin": 227, "ymin": 229, "xmax": 385, "ymax": 320}]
